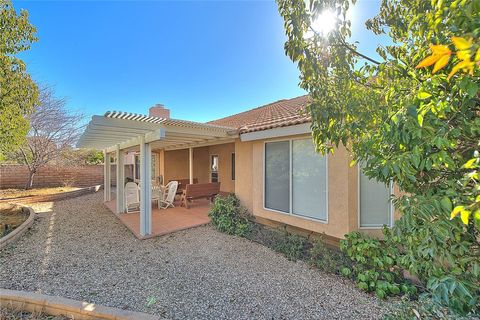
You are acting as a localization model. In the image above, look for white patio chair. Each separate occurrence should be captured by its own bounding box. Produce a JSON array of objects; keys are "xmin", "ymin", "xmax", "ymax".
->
[
  {"xmin": 124, "ymin": 182, "xmax": 140, "ymax": 213},
  {"xmin": 159, "ymin": 181, "xmax": 178, "ymax": 209},
  {"xmin": 151, "ymin": 183, "xmax": 161, "ymax": 206}
]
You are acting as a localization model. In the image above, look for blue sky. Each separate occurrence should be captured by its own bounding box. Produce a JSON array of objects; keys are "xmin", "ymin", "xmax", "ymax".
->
[{"xmin": 16, "ymin": 0, "xmax": 387, "ymax": 123}]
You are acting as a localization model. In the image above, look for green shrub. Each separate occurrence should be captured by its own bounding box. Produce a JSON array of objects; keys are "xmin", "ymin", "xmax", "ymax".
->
[
  {"xmin": 426, "ymin": 276, "xmax": 479, "ymax": 316},
  {"xmin": 340, "ymin": 230, "xmax": 417, "ymax": 299},
  {"xmin": 244, "ymin": 223, "xmax": 284, "ymax": 247},
  {"xmin": 209, "ymin": 194, "xmax": 252, "ymax": 237},
  {"xmin": 383, "ymin": 295, "xmax": 475, "ymax": 320},
  {"xmin": 393, "ymin": 195, "xmax": 480, "ymax": 314},
  {"xmin": 273, "ymin": 233, "xmax": 309, "ymax": 261},
  {"xmin": 309, "ymin": 237, "xmax": 351, "ymax": 274}
]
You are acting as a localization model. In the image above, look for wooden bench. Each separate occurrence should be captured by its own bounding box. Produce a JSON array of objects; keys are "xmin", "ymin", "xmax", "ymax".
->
[
  {"xmin": 180, "ymin": 182, "xmax": 221, "ymax": 209},
  {"xmin": 169, "ymin": 178, "xmax": 198, "ymax": 195}
]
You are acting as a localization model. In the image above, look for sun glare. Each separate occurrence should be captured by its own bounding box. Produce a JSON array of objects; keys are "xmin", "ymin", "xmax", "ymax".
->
[{"xmin": 311, "ymin": 9, "xmax": 338, "ymax": 36}]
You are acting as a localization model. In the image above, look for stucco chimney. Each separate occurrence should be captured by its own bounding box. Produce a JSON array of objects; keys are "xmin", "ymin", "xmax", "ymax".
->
[{"xmin": 149, "ymin": 104, "xmax": 170, "ymax": 119}]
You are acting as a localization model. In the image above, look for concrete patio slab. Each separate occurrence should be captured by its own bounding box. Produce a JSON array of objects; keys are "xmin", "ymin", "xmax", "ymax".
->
[{"xmin": 104, "ymin": 198, "xmax": 211, "ymax": 239}]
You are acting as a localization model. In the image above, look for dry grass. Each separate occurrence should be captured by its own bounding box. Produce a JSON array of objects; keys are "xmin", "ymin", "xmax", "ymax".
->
[
  {"xmin": 0, "ymin": 203, "xmax": 28, "ymax": 237},
  {"xmin": 0, "ymin": 307, "xmax": 70, "ymax": 320},
  {"xmin": 0, "ymin": 203, "xmax": 24, "ymax": 214},
  {"xmin": 0, "ymin": 187, "xmax": 80, "ymax": 199}
]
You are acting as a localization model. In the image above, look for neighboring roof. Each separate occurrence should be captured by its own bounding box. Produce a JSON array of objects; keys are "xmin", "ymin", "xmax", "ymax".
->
[{"xmin": 208, "ymin": 95, "xmax": 310, "ymax": 133}]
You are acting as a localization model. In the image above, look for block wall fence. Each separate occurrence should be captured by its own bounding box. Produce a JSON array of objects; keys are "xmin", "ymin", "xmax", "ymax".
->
[{"xmin": 0, "ymin": 164, "xmax": 115, "ymax": 189}]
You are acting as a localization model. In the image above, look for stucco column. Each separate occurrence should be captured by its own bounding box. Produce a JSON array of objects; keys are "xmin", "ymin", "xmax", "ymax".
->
[
  {"xmin": 139, "ymin": 135, "xmax": 152, "ymax": 236},
  {"xmin": 115, "ymin": 144, "xmax": 125, "ymax": 213},
  {"xmin": 189, "ymin": 147, "xmax": 193, "ymax": 184},
  {"xmin": 103, "ymin": 150, "xmax": 111, "ymax": 202}
]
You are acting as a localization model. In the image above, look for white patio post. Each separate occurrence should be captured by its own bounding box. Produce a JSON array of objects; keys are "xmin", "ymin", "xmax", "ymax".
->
[
  {"xmin": 116, "ymin": 144, "xmax": 125, "ymax": 213},
  {"xmin": 103, "ymin": 150, "xmax": 111, "ymax": 202},
  {"xmin": 139, "ymin": 135, "xmax": 152, "ymax": 236},
  {"xmin": 189, "ymin": 147, "xmax": 193, "ymax": 184}
]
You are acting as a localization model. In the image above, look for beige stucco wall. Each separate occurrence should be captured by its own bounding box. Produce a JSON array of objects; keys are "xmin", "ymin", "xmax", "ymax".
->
[
  {"xmin": 163, "ymin": 149, "xmax": 188, "ymax": 183},
  {"xmin": 162, "ymin": 147, "xmax": 209, "ymax": 184},
  {"xmin": 234, "ymin": 139, "xmax": 253, "ymax": 212},
  {"xmin": 193, "ymin": 147, "xmax": 210, "ymax": 184}
]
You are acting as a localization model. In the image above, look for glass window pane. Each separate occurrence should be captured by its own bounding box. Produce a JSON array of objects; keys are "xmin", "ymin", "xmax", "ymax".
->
[
  {"xmin": 265, "ymin": 141, "xmax": 290, "ymax": 212},
  {"xmin": 292, "ymin": 139, "xmax": 327, "ymax": 221},
  {"xmin": 360, "ymin": 170, "xmax": 391, "ymax": 227}
]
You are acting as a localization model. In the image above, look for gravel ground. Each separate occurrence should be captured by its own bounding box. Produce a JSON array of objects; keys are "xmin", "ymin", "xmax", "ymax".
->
[{"xmin": 1, "ymin": 192, "xmax": 390, "ymax": 319}]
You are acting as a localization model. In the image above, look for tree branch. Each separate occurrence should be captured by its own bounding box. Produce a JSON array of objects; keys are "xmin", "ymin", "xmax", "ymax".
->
[
  {"xmin": 338, "ymin": 38, "xmax": 381, "ymax": 65},
  {"xmin": 308, "ymin": 27, "xmax": 382, "ymax": 65}
]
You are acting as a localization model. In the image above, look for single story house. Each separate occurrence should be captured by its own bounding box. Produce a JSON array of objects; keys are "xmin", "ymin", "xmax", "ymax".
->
[{"xmin": 77, "ymin": 95, "xmax": 396, "ymax": 241}]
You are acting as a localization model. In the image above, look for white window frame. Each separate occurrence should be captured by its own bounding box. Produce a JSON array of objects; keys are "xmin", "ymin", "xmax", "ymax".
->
[
  {"xmin": 263, "ymin": 137, "xmax": 329, "ymax": 223},
  {"xmin": 357, "ymin": 166, "xmax": 394, "ymax": 229}
]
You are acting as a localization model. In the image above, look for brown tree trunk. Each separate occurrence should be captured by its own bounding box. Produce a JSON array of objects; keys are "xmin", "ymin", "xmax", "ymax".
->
[{"xmin": 25, "ymin": 170, "xmax": 35, "ymax": 190}]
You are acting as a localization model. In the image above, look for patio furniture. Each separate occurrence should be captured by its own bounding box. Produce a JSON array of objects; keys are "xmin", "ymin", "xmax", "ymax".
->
[
  {"xmin": 159, "ymin": 181, "xmax": 178, "ymax": 209},
  {"xmin": 151, "ymin": 183, "xmax": 162, "ymax": 206},
  {"xmin": 171, "ymin": 178, "xmax": 198, "ymax": 195},
  {"xmin": 180, "ymin": 182, "xmax": 220, "ymax": 209},
  {"xmin": 125, "ymin": 182, "xmax": 140, "ymax": 213}
]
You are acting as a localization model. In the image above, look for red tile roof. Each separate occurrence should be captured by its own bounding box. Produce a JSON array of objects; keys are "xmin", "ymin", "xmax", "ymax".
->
[{"xmin": 208, "ymin": 95, "xmax": 310, "ymax": 133}]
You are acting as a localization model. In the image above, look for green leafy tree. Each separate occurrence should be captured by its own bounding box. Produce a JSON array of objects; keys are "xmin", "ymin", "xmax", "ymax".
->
[
  {"xmin": 277, "ymin": 0, "xmax": 479, "ymax": 314},
  {"xmin": 85, "ymin": 150, "xmax": 104, "ymax": 165},
  {"xmin": 0, "ymin": 0, "xmax": 38, "ymax": 155},
  {"xmin": 58, "ymin": 148, "xmax": 104, "ymax": 165}
]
